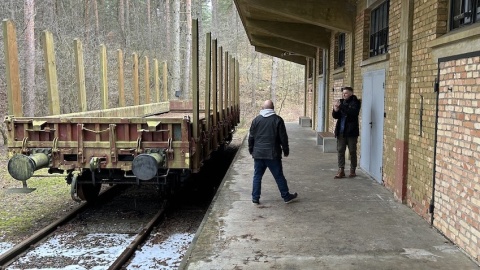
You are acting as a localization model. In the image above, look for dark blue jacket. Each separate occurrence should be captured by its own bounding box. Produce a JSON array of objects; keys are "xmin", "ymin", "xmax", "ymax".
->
[
  {"xmin": 248, "ymin": 110, "xmax": 289, "ymax": 159},
  {"xmin": 332, "ymin": 95, "xmax": 361, "ymax": 138}
]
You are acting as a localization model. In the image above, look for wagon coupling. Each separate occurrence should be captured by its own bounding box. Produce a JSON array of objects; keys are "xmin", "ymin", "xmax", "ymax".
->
[
  {"xmin": 132, "ymin": 152, "xmax": 166, "ymax": 180},
  {"xmin": 7, "ymin": 152, "xmax": 50, "ymax": 181}
]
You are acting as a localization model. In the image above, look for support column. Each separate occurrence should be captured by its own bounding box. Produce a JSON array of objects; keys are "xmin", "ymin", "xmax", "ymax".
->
[
  {"xmin": 304, "ymin": 59, "xmax": 309, "ymax": 116},
  {"xmin": 324, "ymin": 49, "xmax": 330, "ymax": 131},
  {"xmin": 395, "ymin": 0, "xmax": 414, "ymax": 202},
  {"xmin": 312, "ymin": 49, "xmax": 320, "ymax": 130}
]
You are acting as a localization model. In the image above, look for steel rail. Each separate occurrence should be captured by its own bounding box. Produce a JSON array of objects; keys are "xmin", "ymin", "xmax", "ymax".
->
[
  {"xmin": 0, "ymin": 186, "xmax": 119, "ymax": 269},
  {"xmin": 108, "ymin": 200, "xmax": 168, "ymax": 270},
  {"xmin": 0, "ymin": 202, "xmax": 88, "ymax": 268}
]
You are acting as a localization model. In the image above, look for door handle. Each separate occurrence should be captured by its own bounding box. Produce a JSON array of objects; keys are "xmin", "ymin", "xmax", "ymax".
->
[{"xmin": 369, "ymin": 122, "xmax": 373, "ymax": 128}]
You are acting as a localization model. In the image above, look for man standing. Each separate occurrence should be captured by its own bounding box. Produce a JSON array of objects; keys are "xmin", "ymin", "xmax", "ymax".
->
[
  {"xmin": 332, "ymin": 86, "xmax": 361, "ymax": 178},
  {"xmin": 248, "ymin": 100, "xmax": 298, "ymax": 205}
]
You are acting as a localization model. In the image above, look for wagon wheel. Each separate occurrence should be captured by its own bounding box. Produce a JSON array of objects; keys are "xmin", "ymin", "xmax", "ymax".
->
[{"xmin": 75, "ymin": 171, "xmax": 101, "ymax": 203}]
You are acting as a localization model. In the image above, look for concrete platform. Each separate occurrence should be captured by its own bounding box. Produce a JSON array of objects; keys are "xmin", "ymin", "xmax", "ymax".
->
[{"xmin": 180, "ymin": 123, "xmax": 478, "ymax": 270}]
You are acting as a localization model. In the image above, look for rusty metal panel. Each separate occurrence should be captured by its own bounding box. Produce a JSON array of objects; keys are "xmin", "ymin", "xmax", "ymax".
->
[{"xmin": 6, "ymin": 99, "xmax": 236, "ymax": 175}]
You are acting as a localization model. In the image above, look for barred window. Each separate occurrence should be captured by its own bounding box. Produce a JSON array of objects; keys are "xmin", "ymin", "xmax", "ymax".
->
[
  {"xmin": 450, "ymin": 0, "xmax": 480, "ymax": 30},
  {"xmin": 369, "ymin": 0, "xmax": 389, "ymax": 57},
  {"xmin": 337, "ymin": 33, "xmax": 345, "ymax": 68}
]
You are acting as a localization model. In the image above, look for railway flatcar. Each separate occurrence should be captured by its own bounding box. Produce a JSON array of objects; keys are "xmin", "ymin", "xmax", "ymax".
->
[
  {"xmin": 3, "ymin": 19, "xmax": 240, "ymax": 202},
  {"xmin": 5, "ymin": 100, "xmax": 239, "ymax": 202}
]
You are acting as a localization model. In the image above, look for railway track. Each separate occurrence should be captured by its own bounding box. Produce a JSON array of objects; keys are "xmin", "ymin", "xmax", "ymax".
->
[
  {"xmin": 0, "ymin": 184, "xmax": 122, "ymax": 268},
  {"xmin": 0, "ymin": 132, "xmax": 244, "ymax": 269},
  {"xmin": 0, "ymin": 187, "xmax": 167, "ymax": 269},
  {"xmin": 0, "ymin": 199, "xmax": 89, "ymax": 268}
]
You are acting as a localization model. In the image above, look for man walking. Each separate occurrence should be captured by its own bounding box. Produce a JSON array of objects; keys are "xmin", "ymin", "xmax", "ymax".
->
[
  {"xmin": 332, "ymin": 86, "xmax": 361, "ymax": 178},
  {"xmin": 248, "ymin": 100, "xmax": 297, "ymax": 205}
]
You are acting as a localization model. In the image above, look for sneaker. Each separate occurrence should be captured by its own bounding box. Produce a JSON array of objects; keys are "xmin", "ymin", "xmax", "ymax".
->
[
  {"xmin": 252, "ymin": 199, "xmax": 260, "ymax": 205},
  {"xmin": 284, "ymin": 193, "xmax": 298, "ymax": 204}
]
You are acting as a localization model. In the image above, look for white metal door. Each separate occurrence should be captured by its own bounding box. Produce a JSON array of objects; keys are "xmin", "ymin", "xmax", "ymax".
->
[
  {"xmin": 317, "ymin": 78, "xmax": 325, "ymax": 131},
  {"xmin": 360, "ymin": 70, "xmax": 385, "ymax": 183}
]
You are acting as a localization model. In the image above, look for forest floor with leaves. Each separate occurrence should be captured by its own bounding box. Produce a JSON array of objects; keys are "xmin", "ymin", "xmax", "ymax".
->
[{"xmin": 0, "ymin": 145, "xmax": 77, "ymax": 243}]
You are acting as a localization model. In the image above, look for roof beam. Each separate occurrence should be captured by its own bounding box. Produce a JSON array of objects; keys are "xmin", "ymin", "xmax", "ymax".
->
[
  {"xmin": 254, "ymin": 46, "xmax": 307, "ymax": 65},
  {"xmin": 239, "ymin": 0, "xmax": 355, "ymax": 33},
  {"xmin": 247, "ymin": 20, "xmax": 330, "ymax": 48},
  {"xmin": 251, "ymin": 34, "xmax": 316, "ymax": 58}
]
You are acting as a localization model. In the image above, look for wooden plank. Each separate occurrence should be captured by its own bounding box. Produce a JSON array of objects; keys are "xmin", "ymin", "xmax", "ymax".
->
[
  {"xmin": 43, "ymin": 30, "xmax": 60, "ymax": 115},
  {"xmin": 133, "ymin": 53, "xmax": 139, "ymax": 105},
  {"xmin": 204, "ymin": 33, "xmax": 212, "ymax": 157},
  {"xmin": 144, "ymin": 56, "xmax": 150, "ymax": 104},
  {"xmin": 236, "ymin": 59, "xmax": 240, "ymax": 123},
  {"xmin": 204, "ymin": 32, "xmax": 211, "ymax": 139},
  {"xmin": 192, "ymin": 19, "xmax": 199, "ymax": 172},
  {"xmin": 218, "ymin": 46, "xmax": 224, "ymax": 142},
  {"xmin": 212, "ymin": 39, "xmax": 218, "ymax": 149},
  {"xmin": 47, "ymin": 102, "xmax": 170, "ymax": 118},
  {"xmin": 117, "ymin": 49, "xmax": 125, "ymax": 107},
  {"xmin": 99, "ymin": 44, "xmax": 108, "ymax": 109},
  {"xmin": 74, "ymin": 39, "xmax": 87, "ymax": 112},
  {"xmin": 163, "ymin": 61, "xmax": 168, "ymax": 101},
  {"xmin": 2, "ymin": 19, "xmax": 22, "ymax": 117},
  {"xmin": 224, "ymin": 51, "xmax": 229, "ymax": 121},
  {"xmin": 230, "ymin": 56, "xmax": 235, "ymax": 115},
  {"xmin": 154, "ymin": 59, "xmax": 159, "ymax": 103}
]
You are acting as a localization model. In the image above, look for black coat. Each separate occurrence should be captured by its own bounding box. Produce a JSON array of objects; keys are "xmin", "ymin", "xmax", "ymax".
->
[
  {"xmin": 248, "ymin": 113, "xmax": 289, "ymax": 159},
  {"xmin": 332, "ymin": 95, "xmax": 361, "ymax": 138}
]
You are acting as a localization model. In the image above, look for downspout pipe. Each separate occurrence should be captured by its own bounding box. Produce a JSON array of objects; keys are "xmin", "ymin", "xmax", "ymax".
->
[{"xmin": 430, "ymin": 66, "xmax": 440, "ymax": 226}]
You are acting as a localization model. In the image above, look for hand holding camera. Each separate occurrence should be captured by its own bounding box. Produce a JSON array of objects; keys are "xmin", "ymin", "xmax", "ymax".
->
[{"xmin": 333, "ymin": 99, "xmax": 341, "ymax": 112}]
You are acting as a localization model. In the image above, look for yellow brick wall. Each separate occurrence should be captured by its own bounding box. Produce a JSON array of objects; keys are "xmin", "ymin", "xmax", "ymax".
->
[
  {"xmin": 348, "ymin": 0, "xmax": 480, "ymax": 261},
  {"xmin": 405, "ymin": 0, "xmax": 449, "ymax": 217},
  {"xmin": 328, "ymin": 32, "xmax": 345, "ymax": 134},
  {"xmin": 435, "ymin": 56, "xmax": 480, "ymax": 262},
  {"xmin": 382, "ymin": 0, "xmax": 401, "ymax": 193}
]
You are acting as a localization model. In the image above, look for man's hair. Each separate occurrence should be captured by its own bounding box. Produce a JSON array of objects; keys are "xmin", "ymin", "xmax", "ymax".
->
[{"xmin": 342, "ymin": 86, "xmax": 353, "ymax": 92}]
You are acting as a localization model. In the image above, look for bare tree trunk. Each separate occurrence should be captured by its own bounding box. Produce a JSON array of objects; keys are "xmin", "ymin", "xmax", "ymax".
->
[
  {"xmin": 253, "ymin": 53, "xmax": 261, "ymax": 106},
  {"xmin": 146, "ymin": 0, "xmax": 152, "ymax": 50},
  {"xmin": 172, "ymin": 0, "xmax": 181, "ymax": 98},
  {"xmin": 118, "ymin": 0, "xmax": 126, "ymax": 47},
  {"xmin": 93, "ymin": 0, "xmax": 99, "ymax": 37},
  {"xmin": 183, "ymin": 0, "xmax": 192, "ymax": 99},
  {"xmin": 9, "ymin": 0, "xmax": 15, "ymax": 19},
  {"xmin": 166, "ymin": 0, "xmax": 170, "ymax": 58},
  {"xmin": 84, "ymin": 0, "xmax": 90, "ymax": 44},
  {"xmin": 0, "ymin": 127, "xmax": 7, "ymax": 145},
  {"xmin": 270, "ymin": 57, "xmax": 278, "ymax": 105},
  {"xmin": 125, "ymin": 0, "xmax": 130, "ymax": 47},
  {"xmin": 211, "ymin": 0, "xmax": 217, "ymax": 37},
  {"xmin": 24, "ymin": 0, "xmax": 36, "ymax": 117}
]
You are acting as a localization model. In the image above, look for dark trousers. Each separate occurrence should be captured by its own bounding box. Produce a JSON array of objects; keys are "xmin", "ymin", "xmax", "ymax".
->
[
  {"xmin": 252, "ymin": 159, "xmax": 290, "ymax": 201},
  {"xmin": 337, "ymin": 135, "xmax": 358, "ymax": 169}
]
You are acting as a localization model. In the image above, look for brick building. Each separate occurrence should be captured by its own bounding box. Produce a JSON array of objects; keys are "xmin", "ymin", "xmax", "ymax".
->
[{"xmin": 235, "ymin": 0, "xmax": 480, "ymax": 262}]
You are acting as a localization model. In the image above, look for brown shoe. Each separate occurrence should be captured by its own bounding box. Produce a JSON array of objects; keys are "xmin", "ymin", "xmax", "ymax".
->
[
  {"xmin": 348, "ymin": 168, "xmax": 356, "ymax": 178},
  {"xmin": 334, "ymin": 168, "xmax": 345, "ymax": 179}
]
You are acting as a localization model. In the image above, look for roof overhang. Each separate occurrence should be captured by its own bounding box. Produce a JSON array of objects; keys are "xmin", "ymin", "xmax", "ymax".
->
[{"xmin": 234, "ymin": 0, "xmax": 357, "ymax": 65}]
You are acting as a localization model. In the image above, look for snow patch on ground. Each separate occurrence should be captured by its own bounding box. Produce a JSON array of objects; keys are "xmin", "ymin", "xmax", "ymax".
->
[
  {"xmin": 0, "ymin": 242, "xmax": 14, "ymax": 254},
  {"xmin": 2, "ymin": 232, "xmax": 194, "ymax": 269},
  {"xmin": 127, "ymin": 233, "xmax": 194, "ymax": 269}
]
